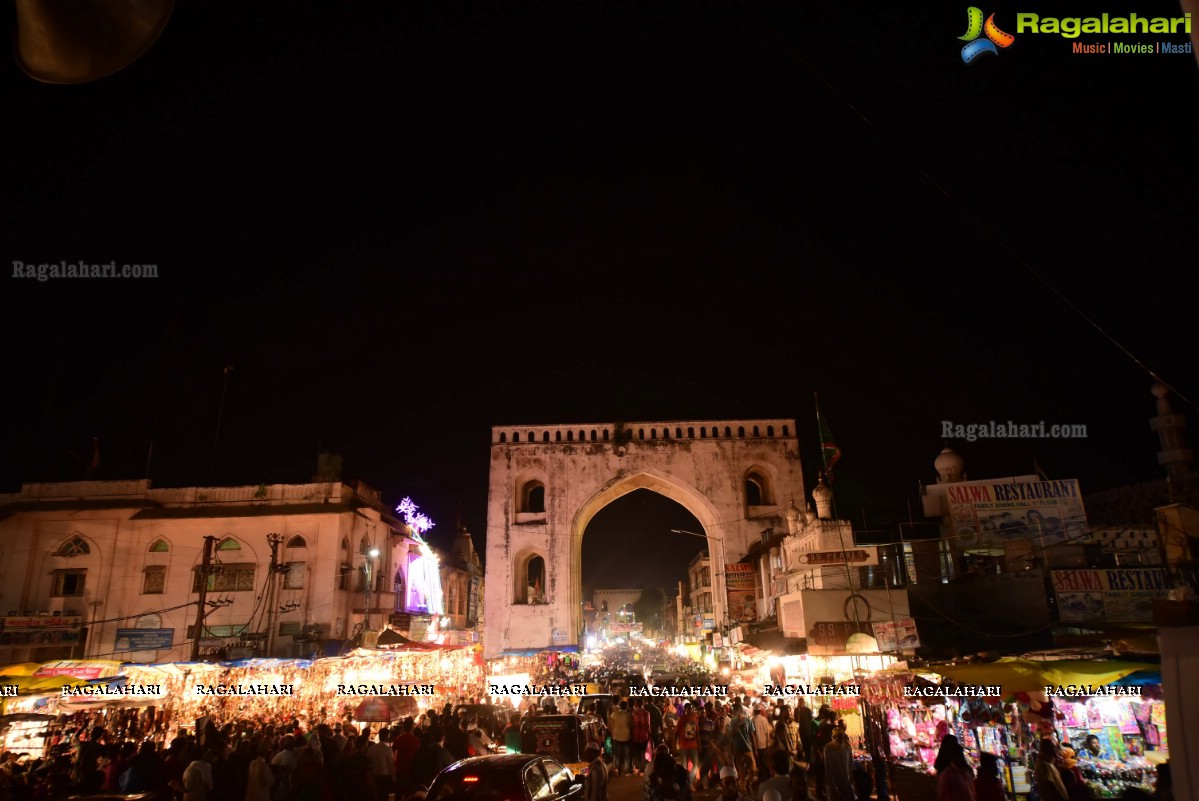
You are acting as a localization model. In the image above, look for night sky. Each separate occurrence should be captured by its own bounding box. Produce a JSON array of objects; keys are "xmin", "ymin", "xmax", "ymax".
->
[{"xmin": 3, "ymin": 0, "xmax": 1198, "ymax": 592}]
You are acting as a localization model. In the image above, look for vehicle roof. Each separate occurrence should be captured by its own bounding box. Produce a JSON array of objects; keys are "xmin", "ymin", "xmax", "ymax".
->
[{"xmin": 445, "ymin": 754, "xmax": 558, "ymax": 771}]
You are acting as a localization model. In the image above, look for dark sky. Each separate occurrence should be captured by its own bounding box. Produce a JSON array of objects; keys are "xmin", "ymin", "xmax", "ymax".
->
[{"xmin": 3, "ymin": 0, "xmax": 1198, "ymax": 586}]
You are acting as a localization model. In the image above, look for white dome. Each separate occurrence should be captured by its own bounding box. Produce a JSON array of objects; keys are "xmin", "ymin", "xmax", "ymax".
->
[{"xmin": 934, "ymin": 447, "xmax": 965, "ymax": 483}]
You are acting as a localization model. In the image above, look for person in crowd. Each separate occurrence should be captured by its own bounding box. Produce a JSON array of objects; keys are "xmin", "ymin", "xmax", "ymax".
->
[
  {"xmin": 731, "ymin": 707, "xmax": 757, "ymax": 794},
  {"xmin": 647, "ymin": 699, "xmax": 664, "ymax": 750},
  {"xmin": 367, "ymin": 728, "xmax": 396, "ymax": 801},
  {"xmin": 663, "ymin": 704, "xmax": 678, "ymax": 757},
  {"xmin": 788, "ymin": 764, "xmax": 809, "ymax": 801},
  {"xmin": 751, "ymin": 705, "xmax": 772, "ymax": 782},
  {"xmin": 466, "ymin": 719, "xmax": 494, "ymax": 757},
  {"xmin": 772, "ymin": 708, "xmax": 800, "ymax": 768},
  {"xmin": 974, "ymin": 753, "xmax": 1005, "ymax": 801},
  {"xmin": 758, "ymin": 750, "xmax": 792, "ymax": 801},
  {"xmin": 794, "ymin": 700, "xmax": 813, "ymax": 769},
  {"xmin": 411, "ymin": 727, "xmax": 455, "ymax": 791},
  {"xmin": 823, "ymin": 726, "xmax": 854, "ymax": 801},
  {"xmin": 247, "ymin": 743, "xmax": 275, "ymax": 801},
  {"xmin": 609, "ymin": 700, "xmax": 633, "ymax": 778},
  {"xmin": 719, "ymin": 766, "xmax": 753, "ymax": 801},
  {"xmin": 1032, "ymin": 738, "xmax": 1069, "ymax": 801},
  {"xmin": 809, "ymin": 708, "xmax": 836, "ymax": 801},
  {"xmin": 933, "ymin": 735, "xmax": 975, "ymax": 801},
  {"xmin": 583, "ymin": 743, "xmax": 608, "ymax": 801},
  {"xmin": 182, "ymin": 750, "xmax": 215, "ymax": 801},
  {"xmin": 270, "ymin": 734, "xmax": 299, "ymax": 801},
  {"xmin": 632, "ymin": 700, "xmax": 652, "ymax": 776},
  {"xmin": 677, "ymin": 703, "xmax": 701, "ymax": 791},
  {"xmin": 1152, "ymin": 762, "xmax": 1172, "ymax": 801}
]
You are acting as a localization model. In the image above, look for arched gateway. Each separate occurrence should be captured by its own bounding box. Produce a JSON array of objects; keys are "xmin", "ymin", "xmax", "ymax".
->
[{"xmin": 483, "ymin": 419, "xmax": 805, "ymax": 658}]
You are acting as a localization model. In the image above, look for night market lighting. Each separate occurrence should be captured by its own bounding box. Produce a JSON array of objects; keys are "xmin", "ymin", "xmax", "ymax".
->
[{"xmin": 396, "ymin": 497, "xmax": 444, "ymax": 616}]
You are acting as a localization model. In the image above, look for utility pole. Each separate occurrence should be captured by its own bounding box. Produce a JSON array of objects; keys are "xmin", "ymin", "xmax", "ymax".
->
[
  {"xmin": 265, "ymin": 533, "xmax": 283, "ymax": 657},
  {"xmin": 191, "ymin": 535, "xmax": 217, "ymax": 661}
]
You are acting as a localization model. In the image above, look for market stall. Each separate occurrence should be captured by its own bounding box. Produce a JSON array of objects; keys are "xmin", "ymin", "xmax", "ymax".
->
[{"xmin": 920, "ymin": 658, "xmax": 1167, "ymax": 799}]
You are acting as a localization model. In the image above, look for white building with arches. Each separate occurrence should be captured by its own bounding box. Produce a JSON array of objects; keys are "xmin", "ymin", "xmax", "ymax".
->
[
  {"xmin": 0, "ymin": 478, "xmax": 431, "ymax": 664},
  {"xmin": 484, "ymin": 418, "xmax": 805, "ymax": 658}
]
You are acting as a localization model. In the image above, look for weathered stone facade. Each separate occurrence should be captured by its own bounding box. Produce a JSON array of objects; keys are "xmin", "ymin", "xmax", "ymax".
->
[{"xmin": 483, "ymin": 419, "xmax": 805, "ymax": 658}]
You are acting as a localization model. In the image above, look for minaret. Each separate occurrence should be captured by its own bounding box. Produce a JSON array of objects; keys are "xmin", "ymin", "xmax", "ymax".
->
[
  {"xmin": 934, "ymin": 446, "xmax": 965, "ymax": 484},
  {"xmin": 812, "ymin": 475, "xmax": 833, "ymax": 519},
  {"xmin": 1149, "ymin": 382, "xmax": 1195, "ymax": 481}
]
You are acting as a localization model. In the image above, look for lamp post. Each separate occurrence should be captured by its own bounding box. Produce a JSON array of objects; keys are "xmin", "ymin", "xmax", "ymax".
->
[{"xmin": 363, "ymin": 547, "xmax": 380, "ymax": 631}]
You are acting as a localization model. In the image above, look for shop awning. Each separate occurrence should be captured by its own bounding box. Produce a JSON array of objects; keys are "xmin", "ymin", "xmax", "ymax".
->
[
  {"xmin": 500, "ymin": 646, "xmax": 578, "ymax": 656},
  {"xmin": 929, "ymin": 658, "xmax": 1160, "ymax": 693}
]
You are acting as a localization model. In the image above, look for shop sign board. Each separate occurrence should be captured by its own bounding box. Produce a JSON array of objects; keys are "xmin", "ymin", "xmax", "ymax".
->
[
  {"xmin": 1051, "ymin": 569, "xmax": 1170, "ymax": 623},
  {"xmin": 794, "ymin": 549, "xmax": 877, "ymax": 566},
  {"xmin": 114, "ymin": 628, "xmax": 174, "ymax": 651},
  {"xmin": 725, "ymin": 563, "xmax": 757, "ymax": 623},
  {"xmin": 946, "ymin": 478, "xmax": 1087, "ymax": 550}
]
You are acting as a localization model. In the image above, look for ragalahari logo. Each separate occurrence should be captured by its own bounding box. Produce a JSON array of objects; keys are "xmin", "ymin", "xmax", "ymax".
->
[{"xmin": 960, "ymin": 7, "xmax": 1015, "ymax": 62}]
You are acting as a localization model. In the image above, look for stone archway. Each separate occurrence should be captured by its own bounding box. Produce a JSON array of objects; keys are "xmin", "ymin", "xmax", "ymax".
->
[{"xmin": 484, "ymin": 418, "xmax": 806, "ymax": 658}]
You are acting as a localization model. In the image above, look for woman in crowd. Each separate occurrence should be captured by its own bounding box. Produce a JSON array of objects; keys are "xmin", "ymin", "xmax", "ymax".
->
[{"xmin": 933, "ymin": 735, "xmax": 975, "ymax": 801}]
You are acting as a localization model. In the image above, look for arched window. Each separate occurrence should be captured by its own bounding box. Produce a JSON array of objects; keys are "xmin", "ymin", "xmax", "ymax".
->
[
  {"xmin": 543, "ymin": 431, "xmax": 550, "ymax": 442},
  {"xmin": 651, "ymin": 429, "xmax": 657, "ymax": 439},
  {"xmin": 725, "ymin": 426, "xmax": 732, "ymax": 437},
  {"xmin": 516, "ymin": 554, "xmax": 546, "ymax": 604},
  {"xmin": 745, "ymin": 470, "xmax": 775, "ymax": 508},
  {"xmin": 555, "ymin": 431, "xmax": 562, "ymax": 442},
  {"xmin": 675, "ymin": 428, "xmax": 682, "ymax": 438},
  {"xmin": 359, "ymin": 536, "xmax": 371, "ymax": 554},
  {"xmin": 590, "ymin": 430, "xmax": 597, "ymax": 441},
  {"xmin": 767, "ymin": 425, "xmax": 775, "ymax": 436},
  {"xmin": 393, "ymin": 568, "xmax": 404, "ymax": 595},
  {"xmin": 738, "ymin": 426, "xmax": 745, "ymax": 437},
  {"xmin": 286, "ymin": 535, "xmax": 306, "ymax": 549},
  {"xmin": 579, "ymin": 430, "xmax": 585, "ymax": 441},
  {"xmin": 745, "ymin": 478, "xmax": 764, "ymax": 506},
  {"xmin": 499, "ymin": 432, "xmax": 507, "ymax": 443},
  {"xmin": 753, "ymin": 425, "xmax": 760, "ymax": 436},
  {"xmin": 148, "ymin": 539, "xmax": 169, "ymax": 552},
  {"xmin": 57, "ymin": 536, "xmax": 89, "ymax": 556},
  {"xmin": 521, "ymin": 480, "xmax": 546, "ymax": 514},
  {"xmin": 217, "ymin": 538, "xmax": 240, "ymax": 551},
  {"xmin": 567, "ymin": 431, "xmax": 573, "ymax": 442},
  {"xmin": 782, "ymin": 425, "xmax": 789, "ymax": 436},
  {"xmin": 513, "ymin": 432, "xmax": 520, "ymax": 442},
  {"xmin": 602, "ymin": 429, "xmax": 609, "ymax": 441},
  {"xmin": 700, "ymin": 427, "xmax": 707, "ymax": 438},
  {"xmin": 688, "ymin": 427, "xmax": 695, "ymax": 438},
  {"xmin": 638, "ymin": 429, "xmax": 645, "ymax": 440}
]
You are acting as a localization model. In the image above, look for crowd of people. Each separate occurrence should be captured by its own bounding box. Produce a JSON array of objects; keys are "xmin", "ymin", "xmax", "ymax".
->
[
  {"xmin": 0, "ymin": 702, "xmax": 506, "ymax": 801},
  {"xmin": 568, "ymin": 693, "xmax": 871, "ymax": 801}
]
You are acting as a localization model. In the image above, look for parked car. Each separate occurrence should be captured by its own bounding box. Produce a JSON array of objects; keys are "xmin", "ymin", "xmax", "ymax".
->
[{"xmin": 426, "ymin": 753, "xmax": 584, "ymax": 801}]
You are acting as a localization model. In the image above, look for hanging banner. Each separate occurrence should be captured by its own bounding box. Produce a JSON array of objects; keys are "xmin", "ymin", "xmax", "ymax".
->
[
  {"xmin": 872, "ymin": 619, "xmax": 921, "ymax": 651},
  {"xmin": 725, "ymin": 563, "xmax": 757, "ymax": 623}
]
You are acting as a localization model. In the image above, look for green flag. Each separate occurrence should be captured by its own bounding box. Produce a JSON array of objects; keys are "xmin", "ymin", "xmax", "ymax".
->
[{"xmin": 819, "ymin": 411, "xmax": 841, "ymax": 479}]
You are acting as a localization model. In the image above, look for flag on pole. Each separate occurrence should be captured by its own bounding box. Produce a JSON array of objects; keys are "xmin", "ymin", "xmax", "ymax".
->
[{"xmin": 815, "ymin": 394, "xmax": 841, "ymax": 480}]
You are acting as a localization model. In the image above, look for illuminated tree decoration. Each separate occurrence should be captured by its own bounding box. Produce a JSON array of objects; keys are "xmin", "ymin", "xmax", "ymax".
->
[{"xmin": 396, "ymin": 497, "xmax": 443, "ymax": 616}]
